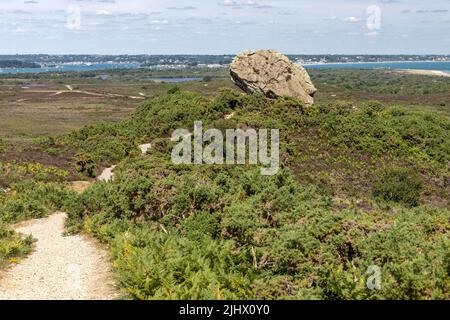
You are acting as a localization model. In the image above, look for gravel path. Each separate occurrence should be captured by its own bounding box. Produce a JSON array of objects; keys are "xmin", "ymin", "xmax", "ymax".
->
[
  {"xmin": 0, "ymin": 213, "xmax": 119, "ymax": 300},
  {"xmin": 0, "ymin": 143, "xmax": 153, "ymax": 300}
]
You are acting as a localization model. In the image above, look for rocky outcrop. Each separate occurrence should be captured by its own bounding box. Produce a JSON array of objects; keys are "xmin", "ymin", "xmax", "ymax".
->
[{"xmin": 230, "ymin": 50, "xmax": 317, "ymax": 105}]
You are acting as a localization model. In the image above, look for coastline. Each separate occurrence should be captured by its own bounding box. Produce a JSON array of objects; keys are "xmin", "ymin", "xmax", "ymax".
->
[
  {"xmin": 299, "ymin": 60, "xmax": 450, "ymax": 77},
  {"xmin": 395, "ymin": 69, "xmax": 450, "ymax": 77},
  {"xmin": 301, "ymin": 60, "xmax": 450, "ymax": 66}
]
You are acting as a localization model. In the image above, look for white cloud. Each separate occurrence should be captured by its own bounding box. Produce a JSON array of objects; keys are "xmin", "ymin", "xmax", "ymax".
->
[
  {"xmin": 218, "ymin": 0, "xmax": 238, "ymax": 7},
  {"xmin": 96, "ymin": 10, "xmax": 111, "ymax": 15},
  {"xmin": 150, "ymin": 19, "xmax": 169, "ymax": 25},
  {"xmin": 342, "ymin": 16, "xmax": 361, "ymax": 23},
  {"xmin": 365, "ymin": 31, "xmax": 379, "ymax": 36}
]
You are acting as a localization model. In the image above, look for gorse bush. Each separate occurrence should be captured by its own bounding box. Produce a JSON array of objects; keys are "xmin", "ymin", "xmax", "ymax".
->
[
  {"xmin": 0, "ymin": 222, "xmax": 32, "ymax": 267},
  {"xmin": 0, "ymin": 139, "xmax": 7, "ymax": 153},
  {"xmin": 63, "ymin": 123, "xmax": 135, "ymax": 172},
  {"xmin": 289, "ymin": 99, "xmax": 449, "ymax": 202},
  {"xmin": 0, "ymin": 181, "xmax": 74, "ymax": 223},
  {"xmin": 387, "ymin": 108, "xmax": 450, "ymax": 164},
  {"xmin": 373, "ymin": 168, "xmax": 423, "ymax": 207},
  {"xmin": 74, "ymin": 153, "xmax": 96, "ymax": 177},
  {"xmin": 167, "ymin": 85, "xmax": 181, "ymax": 94},
  {"xmin": 0, "ymin": 162, "xmax": 69, "ymax": 187}
]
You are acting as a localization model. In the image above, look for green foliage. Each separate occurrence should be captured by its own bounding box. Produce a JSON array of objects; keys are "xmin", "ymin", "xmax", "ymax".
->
[
  {"xmin": 0, "ymin": 161, "xmax": 69, "ymax": 187},
  {"xmin": 292, "ymin": 99, "xmax": 449, "ymax": 202},
  {"xmin": 181, "ymin": 211, "xmax": 219, "ymax": 241},
  {"xmin": 74, "ymin": 153, "xmax": 96, "ymax": 177},
  {"xmin": 58, "ymin": 87, "xmax": 449, "ymax": 300},
  {"xmin": 66, "ymin": 154, "xmax": 450, "ymax": 299},
  {"xmin": 0, "ymin": 222, "xmax": 33, "ymax": 267},
  {"xmin": 373, "ymin": 168, "xmax": 423, "ymax": 207},
  {"xmin": 62, "ymin": 123, "xmax": 135, "ymax": 171},
  {"xmin": 112, "ymin": 227, "xmax": 252, "ymax": 299},
  {"xmin": 311, "ymin": 69, "xmax": 450, "ymax": 97},
  {"xmin": 167, "ymin": 85, "xmax": 181, "ymax": 94},
  {"xmin": 0, "ymin": 138, "xmax": 7, "ymax": 153},
  {"xmin": 387, "ymin": 108, "xmax": 450, "ymax": 164},
  {"xmin": 59, "ymin": 90, "xmax": 235, "ymax": 171},
  {"xmin": 0, "ymin": 181, "xmax": 74, "ymax": 223},
  {"xmin": 319, "ymin": 101, "xmax": 404, "ymax": 156}
]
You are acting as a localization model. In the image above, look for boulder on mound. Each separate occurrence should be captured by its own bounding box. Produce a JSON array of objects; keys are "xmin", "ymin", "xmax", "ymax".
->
[{"xmin": 230, "ymin": 49, "xmax": 317, "ymax": 105}]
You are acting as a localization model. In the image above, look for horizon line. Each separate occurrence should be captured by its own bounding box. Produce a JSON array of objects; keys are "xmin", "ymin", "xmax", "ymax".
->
[{"xmin": 1, "ymin": 53, "xmax": 450, "ymax": 56}]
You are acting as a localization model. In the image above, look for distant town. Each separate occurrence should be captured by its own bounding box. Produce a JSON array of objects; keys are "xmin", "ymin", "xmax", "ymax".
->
[{"xmin": 0, "ymin": 54, "xmax": 449, "ymax": 70}]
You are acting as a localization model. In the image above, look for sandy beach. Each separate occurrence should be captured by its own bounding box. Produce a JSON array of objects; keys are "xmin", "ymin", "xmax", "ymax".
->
[{"xmin": 396, "ymin": 69, "xmax": 450, "ymax": 77}]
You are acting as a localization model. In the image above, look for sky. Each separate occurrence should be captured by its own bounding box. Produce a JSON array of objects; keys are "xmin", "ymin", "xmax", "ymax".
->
[{"xmin": 0, "ymin": 0, "xmax": 449, "ymax": 55}]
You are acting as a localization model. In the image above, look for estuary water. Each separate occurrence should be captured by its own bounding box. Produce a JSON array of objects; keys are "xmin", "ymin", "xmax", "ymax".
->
[
  {"xmin": 1, "ymin": 61, "xmax": 450, "ymax": 74},
  {"xmin": 303, "ymin": 61, "xmax": 450, "ymax": 71}
]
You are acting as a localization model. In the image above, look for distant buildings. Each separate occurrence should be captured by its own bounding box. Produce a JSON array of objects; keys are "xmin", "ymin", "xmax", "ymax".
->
[{"xmin": 0, "ymin": 54, "xmax": 449, "ymax": 70}]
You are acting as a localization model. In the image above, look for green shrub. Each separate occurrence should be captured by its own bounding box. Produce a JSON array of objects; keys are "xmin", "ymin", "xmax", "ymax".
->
[
  {"xmin": 0, "ymin": 139, "xmax": 7, "ymax": 153},
  {"xmin": 0, "ymin": 222, "xmax": 33, "ymax": 266},
  {"xmin": 0, "ymin": 181, "xmax": 74, "ymax": 223},
  {"xmin": 112, "ymin": 227, "xmax": 252, "ymax": 300},
  {"xmin": 75, "ymin": 153, "xmax": 96, "ymax": 177},
  {"xmin": 372, "ymin": 168, "xmax": 423, "ymax": 207},
  {"xmin": 181, "ymin": 211, "xmax": 219, "ymax": 241},
  {"xmin": 387, "ymin": 109, "xmax": 450, "ymax": 164},
  {"xmin": 0, "ymin": 161, "xmax": 69, "ymax": 187},
  {"xmin": 167, "ymin": 85, "xmax": 181, "ymax": 94}
]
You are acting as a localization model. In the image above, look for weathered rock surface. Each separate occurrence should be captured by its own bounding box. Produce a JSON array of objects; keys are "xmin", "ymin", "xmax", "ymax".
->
[{"xmin": 230, "ymin": 50, "xmax": 317, "ymax": 105}]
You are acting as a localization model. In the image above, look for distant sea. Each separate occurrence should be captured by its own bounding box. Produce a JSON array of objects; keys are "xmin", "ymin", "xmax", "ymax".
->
[
  {"xmin": 1, "ymin": 61, "xmax": 450, "ymax": 74},
  {"xmin": 304, "ymin": 61, "xmax": 450, "ymax": 71}
]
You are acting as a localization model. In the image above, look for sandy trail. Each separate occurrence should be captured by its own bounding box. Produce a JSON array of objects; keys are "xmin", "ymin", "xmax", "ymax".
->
[
  {"xmin": 0, "ymin": 213, "xmax": 118, "ymax": 300},
  {"xmin": 0, "ymin": 143, "xmax": 154, "ymax": 300},
  {"xmin": 48, "ymin": 88, "xmax": 145, "ymax": 100}
]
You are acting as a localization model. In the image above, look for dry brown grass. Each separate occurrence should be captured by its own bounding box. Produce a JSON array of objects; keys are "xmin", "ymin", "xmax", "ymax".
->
[{"xmin": 0, "ymin": 79, "xmax": 234, "ymax": 141}]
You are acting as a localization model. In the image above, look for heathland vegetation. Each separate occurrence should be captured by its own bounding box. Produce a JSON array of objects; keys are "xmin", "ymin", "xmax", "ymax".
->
[{"xmin": 0, "ymin": 69, "xmax": 448, "ymax": 299}]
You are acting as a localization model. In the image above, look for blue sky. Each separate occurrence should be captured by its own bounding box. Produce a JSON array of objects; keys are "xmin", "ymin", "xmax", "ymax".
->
[{"xmin": 0, "ymin": 0, "xmax": 449, "ymax": 54}]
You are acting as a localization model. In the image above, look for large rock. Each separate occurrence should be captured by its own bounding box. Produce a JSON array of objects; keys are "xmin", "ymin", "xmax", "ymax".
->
[{"xmin": 230, "ymin": 50, "xmax": 317, "ymax": 105}]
